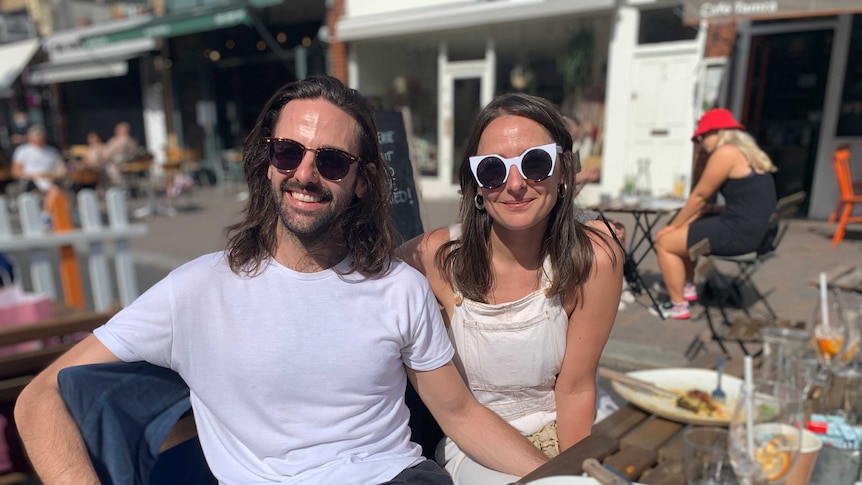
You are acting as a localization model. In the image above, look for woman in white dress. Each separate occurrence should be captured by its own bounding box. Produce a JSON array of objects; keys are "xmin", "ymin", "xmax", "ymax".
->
[{"xmin": 398, "ymin": 93, "xmax": 623, "ymax": 484}]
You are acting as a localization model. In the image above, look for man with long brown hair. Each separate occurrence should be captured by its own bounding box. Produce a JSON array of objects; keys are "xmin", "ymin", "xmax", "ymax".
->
[{"xmin": 15, "ymin": 76, "xmax": 546, "ymax": 484}]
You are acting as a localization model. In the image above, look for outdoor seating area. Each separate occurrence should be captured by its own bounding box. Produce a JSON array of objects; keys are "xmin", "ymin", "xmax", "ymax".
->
[
  {"xmin": 0, "ymin": 187, "xmax": 148, "ymax": 483},
  {"xmin": 0, "ymin": 181, "xmax": 859, "ymax": 483},
  {"xmin": 690, "ymin": 191, "xmax": 807, "ymax": 357},
  {"xmin": 1, "ymin": 145, "xmax": 205, "ymax": 223}
]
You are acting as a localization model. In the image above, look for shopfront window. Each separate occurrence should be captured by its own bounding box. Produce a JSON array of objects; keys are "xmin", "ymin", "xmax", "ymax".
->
[
  {"xmin": 355, "ymin": 40, "xmax": 439, "ymax": 176},
  {"xmin": 836, "ymin": 14, "xmax": 862, "ymax": 137},
  {"xmin": 639, "ymin": 7, "xmax": 698, "ymax": 44}
]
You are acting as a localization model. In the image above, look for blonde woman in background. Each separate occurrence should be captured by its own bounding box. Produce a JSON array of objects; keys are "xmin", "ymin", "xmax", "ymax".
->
[{"xmin": 653, "ymin": 108, "xmax": 777, "ymax": 320}]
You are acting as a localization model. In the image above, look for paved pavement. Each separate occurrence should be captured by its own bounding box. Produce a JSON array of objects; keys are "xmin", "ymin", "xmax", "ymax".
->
[{"xmin": 127, "ymin": 185, "xmax": 862, "ymax": 371}]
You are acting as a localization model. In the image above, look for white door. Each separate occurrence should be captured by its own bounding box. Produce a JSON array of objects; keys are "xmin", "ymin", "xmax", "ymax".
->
[
  {"xmin": 626, "ymin": 47, "xmax": 699, "ymax": 196},
  {"xmin": 423, "ymin": 41, "xmax": 495, "ymax": 198}
]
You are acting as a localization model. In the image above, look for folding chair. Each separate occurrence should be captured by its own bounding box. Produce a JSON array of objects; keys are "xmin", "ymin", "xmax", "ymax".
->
[
  {"xmin": 828, "ymin": 146, "xmax": 862, "ymax": 247},
  {"xmin": 691, "ymin": 191, "xmax": 806, "ymax": 357}
]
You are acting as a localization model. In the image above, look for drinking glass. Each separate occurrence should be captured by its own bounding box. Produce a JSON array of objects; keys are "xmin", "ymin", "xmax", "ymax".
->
[
  {"xmin": 758, "ymin": 327, "xmax": 810, "ymax": 399},
  {"xmin": 683, "ymin": 427, "xmax": 738, "ymax": 485},
  {"xmin": 810, "ymin": 288, "xmax": 849, "ymax": 374},
  {"xmin": 834, "ymin": 290, "xmax": 861, "ymax": 376},
  {"xmin": 727, "ymin": 380, "xmax": 804, "ymax": 484}
]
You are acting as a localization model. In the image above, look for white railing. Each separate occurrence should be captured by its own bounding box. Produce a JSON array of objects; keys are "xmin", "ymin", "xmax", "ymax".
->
[{"xmin": 0, "ymin": 188, "xmax": 148, "ymax": 311}]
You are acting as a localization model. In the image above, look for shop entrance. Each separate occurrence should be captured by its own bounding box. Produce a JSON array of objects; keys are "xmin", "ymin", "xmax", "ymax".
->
[{"xmin": 742, "ymin": 28, "xmax": 832, "ymax": 210}]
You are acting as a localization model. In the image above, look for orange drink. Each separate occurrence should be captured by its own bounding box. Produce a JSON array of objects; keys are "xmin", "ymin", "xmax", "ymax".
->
[
  {"xmin": 816, "ymin": 335, "xmax": 844, "ymax": 359},
  {"xmin": 754, "ymin": 438, "xmax": 793, "ymax": 481},
  {"xmin": 813, "ymin": 323, "xmax": 845, "ymax": 364}
]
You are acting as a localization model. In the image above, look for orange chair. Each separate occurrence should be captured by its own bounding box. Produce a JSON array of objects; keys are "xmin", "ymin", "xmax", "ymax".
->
[{"xmin": 829, "ymin": 146, "xmax": 862, "ymax": 247}]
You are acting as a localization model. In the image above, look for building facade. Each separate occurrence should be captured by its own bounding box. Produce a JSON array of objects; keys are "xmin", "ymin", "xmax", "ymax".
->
[
  {"xmin": 21, "ymin": 0, "xmax": 327, "ymax": 176},
  {"xmin": 332, "ymin": 0, "xmax": 704, "ymax": 206},
  {"xmin": 333, "ymin": 0, "xmax": 862, "ymax": 219}
]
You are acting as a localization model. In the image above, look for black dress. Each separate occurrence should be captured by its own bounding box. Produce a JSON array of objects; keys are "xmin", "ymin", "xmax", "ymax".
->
[{"xmin": 687, "ymin": 168, "xmax": 777, "ymax": 256}]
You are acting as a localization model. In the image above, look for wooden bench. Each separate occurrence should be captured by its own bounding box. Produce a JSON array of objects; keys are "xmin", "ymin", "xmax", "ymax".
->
[{"xmin": 0, "ymin": 304, "xmax": 118, "ymax": 403}]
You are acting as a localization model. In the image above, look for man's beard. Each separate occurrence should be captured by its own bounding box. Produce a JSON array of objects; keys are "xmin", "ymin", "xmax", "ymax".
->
[{"xmin": 274, "ymin": 179, "xmax": 355, "ymax": 244}]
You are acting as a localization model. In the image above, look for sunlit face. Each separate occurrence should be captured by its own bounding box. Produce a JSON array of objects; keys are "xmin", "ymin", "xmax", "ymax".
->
[
  {"xmin": 475, "ymin": 115, "xmax": 562, "ymax": 233},
  {"xmin": 267, "ymin": 98, "xmax": 368, "ymax": 242}
]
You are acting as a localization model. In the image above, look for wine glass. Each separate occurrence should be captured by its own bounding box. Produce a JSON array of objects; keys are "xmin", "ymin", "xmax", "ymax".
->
[
  {"xmin": 683, "ymin": 427, "xmax": 738, "ymax": 485},
  {"xmin": 810, "ymin": 287, "xmax": 850, "ymax": 374},
  {"xmin": 727, "ymin": 380, "xmax": 804, "ymax": 484}
]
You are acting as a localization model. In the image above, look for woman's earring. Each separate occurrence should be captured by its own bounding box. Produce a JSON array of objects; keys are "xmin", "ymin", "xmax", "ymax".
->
[
  {"xmin": 474, "ymin": 194, "xmax": 485, "ymax": 211},
  {"xmin": 558, "ymin": 184, "xmax": 567, "ymax": 198}
]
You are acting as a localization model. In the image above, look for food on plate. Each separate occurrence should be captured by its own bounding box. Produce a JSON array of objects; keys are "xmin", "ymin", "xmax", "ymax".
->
[{"xmin": 675, "ymin": 389, "xmax": 729, "ymax": 418}]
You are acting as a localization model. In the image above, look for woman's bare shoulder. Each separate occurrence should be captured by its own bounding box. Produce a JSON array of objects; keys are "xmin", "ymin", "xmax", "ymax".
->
[{"xmin": 709, "ymin": 144, "xmax": 746, "ymax": 166}]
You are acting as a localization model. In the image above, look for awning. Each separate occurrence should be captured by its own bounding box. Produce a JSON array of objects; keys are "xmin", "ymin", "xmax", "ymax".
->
[
  {"xmin": 28, "ymin": 60, "xmax": 129, "ymax": 85},
  {"xmin": 683, "ymin": 0, "xmax": 862, "ymax": 24},
  {"xmin": 0, "ymin": 38, "xmax": 40, "ymax": 97},
  {"xmin": 46, "ymin": 37, "xmax": 155, "ymax": 66},
  {"xmin": 29, "ymin": 40, "xmax": 155, "ymax": 85},
  {"xmin": 336, "ymin": 0, "xmax": 614, "ymax": 42},
  {"xmin": 82, "ymin": 6, "xmax": 253, "ymax": 47}
]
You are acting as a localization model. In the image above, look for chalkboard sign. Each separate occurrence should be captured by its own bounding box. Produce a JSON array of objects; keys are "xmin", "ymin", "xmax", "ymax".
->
[
  {"xmin": 373, "ymin": 110, "xmax": 424, "ymax": 241},
  {"xmin": 373, "ymin": 111, "xmax": 440, "ymax": 459}
]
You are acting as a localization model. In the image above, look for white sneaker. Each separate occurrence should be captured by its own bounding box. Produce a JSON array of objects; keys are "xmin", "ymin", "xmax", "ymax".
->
[{"xmin": 649, "ymin": 301, "xmax": 691, "ymax": 320}]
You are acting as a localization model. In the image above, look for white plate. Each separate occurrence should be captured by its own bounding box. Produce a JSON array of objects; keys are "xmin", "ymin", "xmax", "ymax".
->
[
  {"xmin": 610, "ymin": 368, "xmax": 741, "ymax": 426},
  {"xmin": 526, "ymin": 476, "xmax": 645, "ymax": 484}
]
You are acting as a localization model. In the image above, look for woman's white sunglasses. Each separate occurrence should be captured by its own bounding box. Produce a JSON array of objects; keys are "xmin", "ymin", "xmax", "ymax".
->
[{"xmin": 468, "ymin": 143, "xmax": 562, "ymax": 189}]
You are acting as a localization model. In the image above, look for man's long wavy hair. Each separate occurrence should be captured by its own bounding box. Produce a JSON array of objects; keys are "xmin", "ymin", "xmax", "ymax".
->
[
  {"xmin": 435, "ymin": 93, "xmax": 618, "ymax": 304},
  {"xmin": 714, "ymin": 129, "xmax": 777, "ymax": 173},
  {"xmin": 226, "ymin": 76, "xmax": 395, "ymax": 278}
]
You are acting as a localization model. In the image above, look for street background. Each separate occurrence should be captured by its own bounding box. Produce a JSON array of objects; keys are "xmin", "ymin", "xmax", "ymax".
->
[{"xmin": 127, "ymin": 185, "xmax": 862, "ymax": 371}]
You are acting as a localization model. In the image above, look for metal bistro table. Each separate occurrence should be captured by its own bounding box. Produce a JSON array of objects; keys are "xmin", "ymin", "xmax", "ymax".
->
[{"xmin": 589, "ymin": 198, "xmax": 684, "ymax": 319}]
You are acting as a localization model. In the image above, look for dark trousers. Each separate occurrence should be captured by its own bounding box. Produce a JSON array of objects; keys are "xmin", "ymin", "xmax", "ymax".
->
[{"xmin": 379, "ymin": 459, "xmax": 453, "ymax": 485}]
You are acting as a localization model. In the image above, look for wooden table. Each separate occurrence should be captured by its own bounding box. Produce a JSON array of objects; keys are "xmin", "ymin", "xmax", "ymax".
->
[
  {"xmin": 0, "ymin": 303, "xmax": 117, "ymax": 402},
  {"xmin": 0, "ymin": 304, "xmax": 126, "ymax": 485},
  {"xmin": 519, "ymin": 354, "xmax": 735, "ymax": 484},
  {"xmin": 517, "ymin": 403, "xmax": 700, "ymax": 485},
  {"xmin": 517, "ymin": 354, "xmax": 853, "ymax": 485}
]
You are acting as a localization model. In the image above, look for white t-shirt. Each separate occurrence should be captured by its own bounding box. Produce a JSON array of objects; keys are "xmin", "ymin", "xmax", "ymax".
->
[
  {"xmin": 95, "ymin": 252, "xmax": 454, "ymax": 485},
  {"xmin": 12, "ymin": 143, "xmax": 62, "ymax": 177}
]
